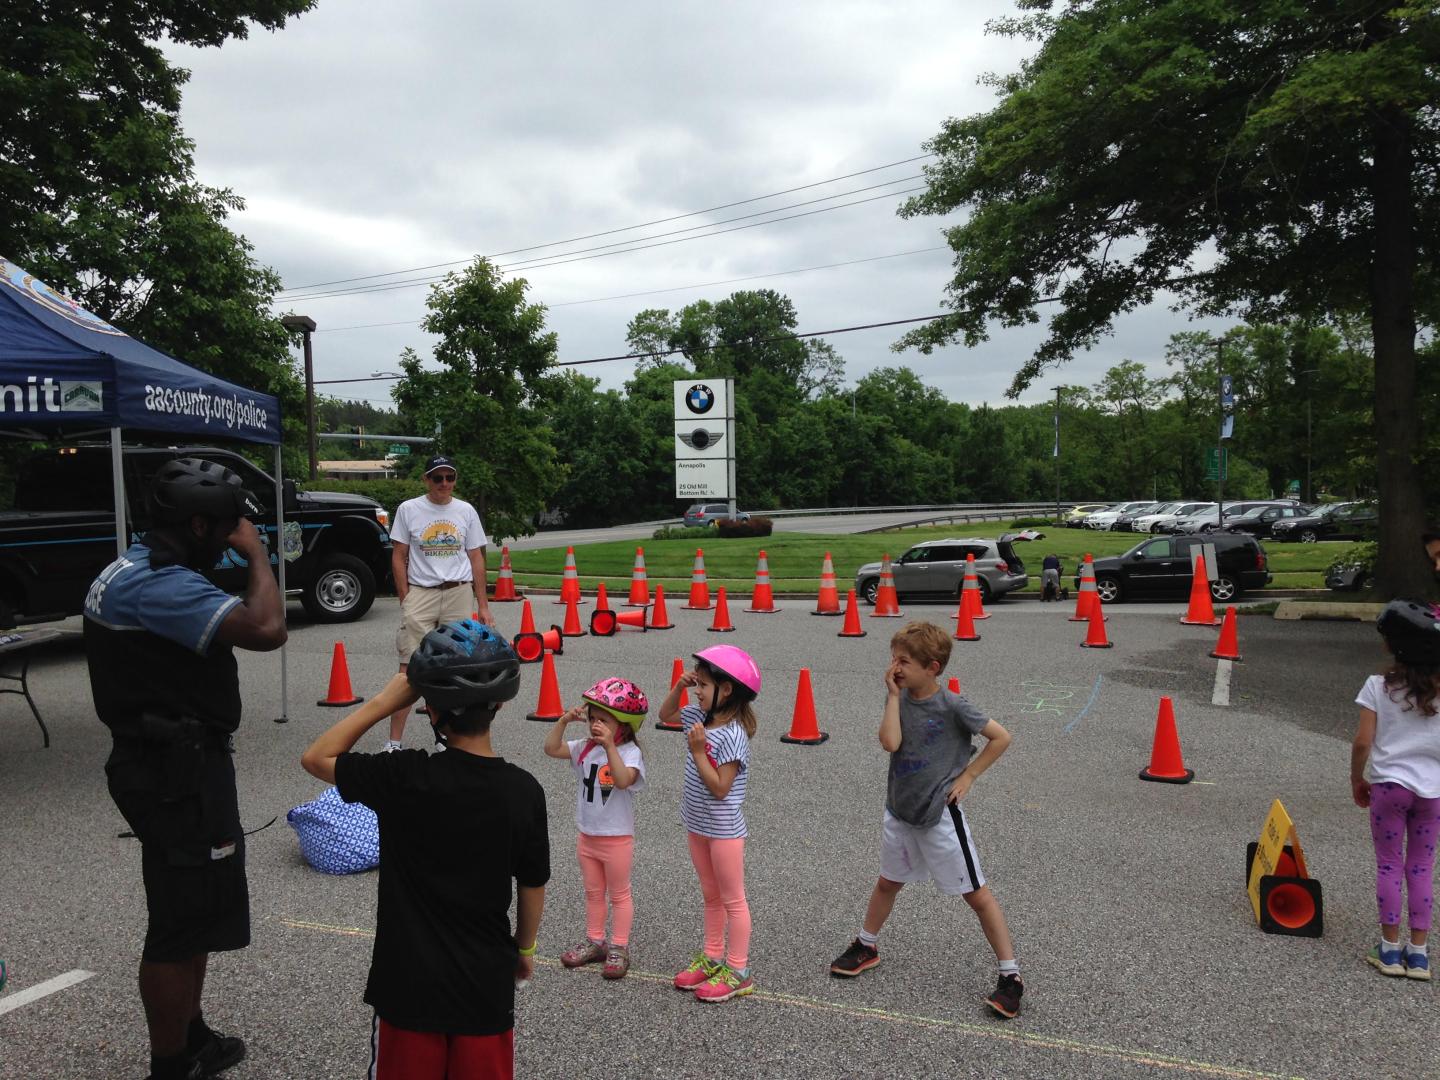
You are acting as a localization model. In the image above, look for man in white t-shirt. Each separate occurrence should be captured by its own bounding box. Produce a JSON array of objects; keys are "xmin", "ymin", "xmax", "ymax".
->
[{"xmin": 386, "ymin": 456, "xmax": 494, "ymax": 748}]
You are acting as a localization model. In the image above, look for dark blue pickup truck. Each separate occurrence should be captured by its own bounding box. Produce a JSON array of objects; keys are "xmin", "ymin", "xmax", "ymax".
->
[{"xmin": 0, "ymin": 445, "xmax": 392, "ymax": 627}]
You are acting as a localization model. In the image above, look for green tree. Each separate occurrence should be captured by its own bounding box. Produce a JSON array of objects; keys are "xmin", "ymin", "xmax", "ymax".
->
[
  {"xmin": 899, "ymin": 0, "xmax": 1439, "ymax": 597},
  {"xmin": 391, "ymin": 259, "xmax": 563, "ymax": 541}
]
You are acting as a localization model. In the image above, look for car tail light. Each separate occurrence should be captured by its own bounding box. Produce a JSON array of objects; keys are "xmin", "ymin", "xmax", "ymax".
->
[
  {"xmin": 995, "ymin": 561, "xmax": 1008, "ymax": 572},
  {"xmin": 1255, "ymin": 550, "xmax": 1266, "ymax": 570},
  {"xmin": 375, "ymin": 508, "xmax": 390, "ymax": 529}
]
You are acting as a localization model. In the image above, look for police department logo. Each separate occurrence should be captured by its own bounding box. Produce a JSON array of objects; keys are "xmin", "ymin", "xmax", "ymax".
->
[
  {"xmin": 685, "ymin": 383, "xmax": 715, "ymax": 415},
  {"xmin": 0, "ymin": 259, "xmax": 127, "ymax": 336},
  {"xmin": 678, "ymin": 428, "xmax": 724, "ymax": 451}
]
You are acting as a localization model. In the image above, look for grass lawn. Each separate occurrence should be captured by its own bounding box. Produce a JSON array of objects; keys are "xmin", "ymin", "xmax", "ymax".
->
[{"xmin": 495, "ymin": 526, "xmax": 1345, "ymax": 594}]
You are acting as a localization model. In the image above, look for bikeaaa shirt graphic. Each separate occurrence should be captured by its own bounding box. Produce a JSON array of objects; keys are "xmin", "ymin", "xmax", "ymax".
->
[{"xmin": 418, "ymin": 519, "xmax": 463, "ymax": 558}]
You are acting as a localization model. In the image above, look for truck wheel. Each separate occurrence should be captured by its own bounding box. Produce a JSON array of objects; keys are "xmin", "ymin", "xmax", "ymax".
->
[
  {"xmin": 1095, "ymin": 576, "xmax": 1123, "ymax": 603},
  {"xmin": 302, "ymin": 553, "xmax": 376, "ymax": 623},
  {"xmin": 1209, "ymin": 574, "xmax": 1239, "ymax": 602}
]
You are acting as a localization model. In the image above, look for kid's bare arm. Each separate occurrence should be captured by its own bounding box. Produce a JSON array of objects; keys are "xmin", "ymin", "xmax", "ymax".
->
[
  {"xmin": 543, "ymin": 705, "xmax": 586, "ymax": 759},
  {"xmin": 686, "ymin": 722, "xmax": 740, "ymax": 797},
  {"xmin": 302, "ymin": 674, "xmax": 421, "ymax": 783},
  {"xmin": 948, "ymin": 719, "xmax": 1012, "ymax": 804},
  {"xmin": 514, "ymin": 883, "xmax": 545, "ymax": 982},
  {"xmin": 1351, "ymin": 707, "xmax": 1376, "ymax": 807},
  {"xmin": 658, "ymin": 670, "xmax": 698, "ymax": 724},
  {"xmin": 878, "ymin": 661, "xmax": 903, "ymax": 752}
]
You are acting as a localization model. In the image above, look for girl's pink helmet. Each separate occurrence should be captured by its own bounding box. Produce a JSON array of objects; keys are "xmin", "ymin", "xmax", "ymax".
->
[
  {"xmin": 582, "ymin": 677, "xmax": 649, "ymax": 729},
  {"xmin": 693, "ymin": 645, "xmax": 761, "ymax": 698}
]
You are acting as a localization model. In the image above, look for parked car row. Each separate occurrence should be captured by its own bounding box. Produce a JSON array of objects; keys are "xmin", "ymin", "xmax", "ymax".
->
[
  {"xmin": 1073, "ymin": 498, "xmax": 1375, "ymax": 542},
  {"xmin": 1077, "ymin": 532, "xmax": 1272, "ymax": 604}
]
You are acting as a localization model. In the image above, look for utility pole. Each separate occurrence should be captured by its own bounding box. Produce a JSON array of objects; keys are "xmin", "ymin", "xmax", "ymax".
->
[
  {"xmin": 282, "ymin": 315, "xmax": 318, "ymax": 480},
  {"xmin": 1299, "ymin": 368, "xmax": 1319, "ymax": 502},
  {"xmin": 1052, "ymin": 386, "xmax": 1063, "ymax": 523}
]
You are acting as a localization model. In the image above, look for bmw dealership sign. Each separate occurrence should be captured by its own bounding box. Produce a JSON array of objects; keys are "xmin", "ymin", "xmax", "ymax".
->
[{"xmin": 673, "ymin": 378, "xmax": 734, "ymax": 499}]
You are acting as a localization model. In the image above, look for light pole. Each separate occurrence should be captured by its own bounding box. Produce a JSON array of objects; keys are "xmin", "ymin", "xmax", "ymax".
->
[
  {"xmin": 1051, "ymin": 386, "xmax": 1063, "ymax": 523},
  {"xmin": 1299, "ymin": 368, "xmax": 1319, "ymax": 502},
  {"xmin": 281, "ymin": 315, "xmax": 318, "ymax": 480}
]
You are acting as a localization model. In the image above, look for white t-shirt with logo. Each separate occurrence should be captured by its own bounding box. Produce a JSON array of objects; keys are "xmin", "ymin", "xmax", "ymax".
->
[
  {"xmin": 1357, "ymin": 674, "xmax": 1440, "ymax": 798},
  {"xmin": 567, "ymin": 739, "xmax": 646, "ymax": 836},
  {"xmin": 391, "ymin": 496, "xmax": 486, "ymax": 588}
]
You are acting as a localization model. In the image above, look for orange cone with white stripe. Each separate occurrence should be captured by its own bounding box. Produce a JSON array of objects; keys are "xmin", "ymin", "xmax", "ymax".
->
[
  {"xmin": 1180, "ymin": 553, "xmax": 1221, "ymax": 626},
  {"xmin": 1071, "ymin": 554, "xmax": 1098, "ymax": 622},
  {"xmin": 492, "ymin": 545, "xmax": 519, "ymax": 601},
  {"xmin": 685, "ymin": 548, "xmax": 713, "ymax": 610},
  {"xmin": 812, "ymin": 552, "xmax": 841, "ymax": 616},
  {"xmin": 745, "ymin": 550, "xmax": 777, "ymax": 613},
  {"xmin": 555, "ymin": 547, "xmax": 586, "ymax": 606},
  {"xmin": 656, "ymin": 658, "xmax": 687, "ymax": 730},
  {"xmin": 871, "ymin": 555, "xmax": 903, "ymax": 617},
  {"xmin": 625, "ymin": 547, "xmax": 650, "ymax": 607},
  {"xmin": 958, "ymin": 555, "xmax": 989, "ymax": 621}
]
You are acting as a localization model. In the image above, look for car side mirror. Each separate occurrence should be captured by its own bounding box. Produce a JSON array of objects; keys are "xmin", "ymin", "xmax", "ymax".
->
[
  {"xmin": 1131, "ymin": 552, "xmax": 1145, "ymax": 560},
  {"xmin": 282, "ymin": 478, "xmax": 299, "ymax": 513}
]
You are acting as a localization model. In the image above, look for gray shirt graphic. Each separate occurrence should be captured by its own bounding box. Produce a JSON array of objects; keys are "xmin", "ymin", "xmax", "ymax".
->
[{"xmin": 886, "ymin": 687, "xmax": 989, "ymax": 828}]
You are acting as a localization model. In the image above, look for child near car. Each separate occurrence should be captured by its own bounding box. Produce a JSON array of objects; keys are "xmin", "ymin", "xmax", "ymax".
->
[
  {"xmin": 829, "ymin": 621, "xmax": 1024, "ymax": 1018},
  {"xmin": 1350, "ymin": 600, "xmax": 1440, "ymax": 982},
  {"xmin": 542, "ymin": 677, "xmax": 648, "ymax": 980}
]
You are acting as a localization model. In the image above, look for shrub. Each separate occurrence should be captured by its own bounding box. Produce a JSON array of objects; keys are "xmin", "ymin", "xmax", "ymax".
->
[
  {"xmin": 652, "ymin": 525, "xmax": 714, "ymax": 541},
  {"xmin": 1327, "ymin": 540, "xmax": 1377, "ymax": 576},
  {"xmin": 300, "ymin": 476, "xmax": 424, "ymax": 513},
  {"xmin": 716, "ymin": 516, "xmax": 773, "ymax": 538},
  {"xmin": 1010, "ymin": 517, "xmax": 1058, "ymax": 528}
]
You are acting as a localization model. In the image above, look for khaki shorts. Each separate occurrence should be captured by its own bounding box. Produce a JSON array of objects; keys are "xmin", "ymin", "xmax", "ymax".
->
[{"xmin": 397, "ymin": 584, "xmax": 477, "ymax": 664}]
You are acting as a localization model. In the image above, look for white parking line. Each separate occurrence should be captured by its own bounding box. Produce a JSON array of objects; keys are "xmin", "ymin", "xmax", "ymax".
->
[
  {"xmin": 1211, "ymin": 658, "xmax": 1233, "ymax": 707},
  {"xmin": 0, "ymin": 970, "xmax": 97, "ymax": 1016}
]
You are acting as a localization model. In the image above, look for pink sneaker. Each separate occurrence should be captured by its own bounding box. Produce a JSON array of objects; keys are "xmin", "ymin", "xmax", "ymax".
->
[
  {"xmin": 674, "ymin": 953, "xmax": 721, "ymax": 991},
  {"xmin": 694, "ymin": 965, "xmax": 754, "ymax": 1003}
]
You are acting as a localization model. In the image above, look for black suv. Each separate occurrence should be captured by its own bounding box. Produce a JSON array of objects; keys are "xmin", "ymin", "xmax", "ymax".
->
[
  {"xmin": 1079, "ymin": 533, "xmax": 1271, "ymax": 604},
  {"xmin": 0, "ymin": 446, "xmax": 393, "ymax": 626},
  {"xmin": 1270, "ymin": 501, "xmax": 1378, "ymax": 543}
]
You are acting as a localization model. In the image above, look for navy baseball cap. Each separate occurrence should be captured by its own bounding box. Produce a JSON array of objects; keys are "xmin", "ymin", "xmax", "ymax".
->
[{"xmin": 424, "ymin": 456, "xmax": 457, "ymax": 476}]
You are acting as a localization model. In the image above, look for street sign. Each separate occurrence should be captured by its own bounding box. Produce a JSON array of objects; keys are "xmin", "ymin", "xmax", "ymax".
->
[
  {"xmin": 1204, "ymin": 447, "xmax": 1229, "ymax": 481},
  {"xmin": 675, "ymin": 458, "xmax": 730, "ymax": 498},
  {"xmin": 674, "ymin": 378, "xmax": 734, "ymax": 498},
  {"xmin": 387, "ymin": 444, "xmax": 411, "ymax": 456}
]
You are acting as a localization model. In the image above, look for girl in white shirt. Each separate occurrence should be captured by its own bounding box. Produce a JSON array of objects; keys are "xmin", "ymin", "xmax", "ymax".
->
[
  {"xmin": 1351, "ymin": 600, "xmax": 1440, "ymax": 982},
  {"xmin": 544, "ymin": 677, "xmax": 647, "ymax": 979}
]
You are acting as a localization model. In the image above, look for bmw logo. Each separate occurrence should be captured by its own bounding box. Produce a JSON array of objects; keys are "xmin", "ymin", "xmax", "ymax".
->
[{"xmin": 685, "ymin": 383, "xmax": 715, "ymax": 415}]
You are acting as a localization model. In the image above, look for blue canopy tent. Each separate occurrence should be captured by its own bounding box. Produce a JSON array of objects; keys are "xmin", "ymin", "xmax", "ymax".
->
[{"xmin": 0, "ymin": 256, "xmax": 295, "ymax": 720}]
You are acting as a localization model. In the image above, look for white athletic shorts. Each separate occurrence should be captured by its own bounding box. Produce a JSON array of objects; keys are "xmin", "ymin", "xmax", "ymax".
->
[{"xmin": 879, "ymin": 806, "xmax": 986, "ymax": 896}]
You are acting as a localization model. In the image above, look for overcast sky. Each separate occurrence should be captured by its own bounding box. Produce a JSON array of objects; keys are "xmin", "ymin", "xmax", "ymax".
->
[{"xmin": 164, "ymin": 0, "xmax": 1226, "ymax": 413}]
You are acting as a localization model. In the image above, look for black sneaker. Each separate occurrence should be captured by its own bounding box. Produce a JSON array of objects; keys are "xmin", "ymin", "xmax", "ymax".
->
[
  {"xmin": 191, "ymin": 1030, "xmax": 246, "ymax": 1076},
  {"xmin": 146, "ymin": 1061, "xmax": 203, "ymax": 1080},
  {"xmin": 829, "ymin": 938, "xmax": 880, "ymax": 977},
  {"xmin": 986, "ymin": 973, "xmax": 1023, "ymax": 1018}
]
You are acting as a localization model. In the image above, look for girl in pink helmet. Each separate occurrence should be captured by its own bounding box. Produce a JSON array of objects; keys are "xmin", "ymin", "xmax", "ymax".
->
[
  {"xmin": 543, "ymin": 676, "xmax": 649, "ymax": 979},
  {"xmin": 658, "ymin": 644, "xmax": 761, "ymax": 1003}
]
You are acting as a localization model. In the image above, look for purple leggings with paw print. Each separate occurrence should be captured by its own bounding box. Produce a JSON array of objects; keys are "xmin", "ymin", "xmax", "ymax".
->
[{"xmin": 1369, "ymin": 781, "xmax": 1440, "ymax": 930}]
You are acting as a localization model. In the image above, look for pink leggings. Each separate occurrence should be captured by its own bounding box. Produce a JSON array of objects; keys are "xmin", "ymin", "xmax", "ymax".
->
[
  {"xmin": 1369, "ymin": 781, "xmax": 1440, "ymax": 931},
  {"xmin": 687, "ymin": 833, "xmax": 750, "ymax": 969},
  {"xmin": 577, "ymin": 833, "xmax": 634, "ymax": 946}
]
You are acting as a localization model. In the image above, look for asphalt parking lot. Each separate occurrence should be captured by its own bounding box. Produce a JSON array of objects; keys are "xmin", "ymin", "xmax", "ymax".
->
[{"xmin": 0, "ymin": 593, "xmax": 1430, "ymax": 1079}]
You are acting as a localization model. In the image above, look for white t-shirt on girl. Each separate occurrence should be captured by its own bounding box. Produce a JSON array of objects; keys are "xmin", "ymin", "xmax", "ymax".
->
[
  {"xmin": 1357, "ymin": 674, "xmax": 1440, "ymax": 798},
  {"xmin": 567, "ymin": 738, "xmax": 646, "ymax": 836},
  {"xmin": 679, "ymin": 705, "xmax": 750, "ymax": 839}
]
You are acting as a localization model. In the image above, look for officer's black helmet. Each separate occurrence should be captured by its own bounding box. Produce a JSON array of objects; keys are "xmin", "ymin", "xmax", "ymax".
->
[
  {"xmin": 149, "ymin": 457, "xmax": 262, "ymax": 525},
  {"xmin": 407, "ymin": 621, "xmax": 521, "ymax": 712}
]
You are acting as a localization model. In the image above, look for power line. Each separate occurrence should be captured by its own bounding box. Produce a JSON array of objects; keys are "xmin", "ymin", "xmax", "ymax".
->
[
  {"xmin": 277, "ymin": 153, "xmax": 936, "ymax": 295},
  {"xmin": 280, "ymin": 185, "xmax": 926, "ymax": 303},
  {"xmin": 312, "ymin": 246, "xmax": 948, "ymax": 333}
]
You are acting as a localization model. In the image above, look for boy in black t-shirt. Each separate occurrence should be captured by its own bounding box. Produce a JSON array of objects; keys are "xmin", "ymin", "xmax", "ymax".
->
[{"xmin": 302, "ymin": 622, "xmax": 548, "ymax": 1080}]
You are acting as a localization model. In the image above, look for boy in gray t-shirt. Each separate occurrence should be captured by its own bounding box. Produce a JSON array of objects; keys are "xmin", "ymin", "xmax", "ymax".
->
[{"xmin": 829, "ymin": 621, "xmax": 1024, "ymax": 1019}]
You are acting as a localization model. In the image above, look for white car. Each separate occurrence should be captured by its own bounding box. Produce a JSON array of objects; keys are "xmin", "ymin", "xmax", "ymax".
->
[
  {"xmin": 1132, "ymin": 501, "xmax": 1216, "ymax": 533},
  {"xmin": 1085, "ymin": 501, "xmax": 1160, "ymax": 530}
]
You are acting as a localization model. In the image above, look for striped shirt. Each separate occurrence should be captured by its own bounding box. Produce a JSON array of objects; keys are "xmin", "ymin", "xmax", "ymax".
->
[{"xmin": 679, "ymin": 705, "xmax": 750, "ymax": 838}]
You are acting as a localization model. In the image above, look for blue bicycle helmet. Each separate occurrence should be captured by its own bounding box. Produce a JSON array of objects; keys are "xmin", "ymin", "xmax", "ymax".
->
[
  {"xmin": 407, "ymin": 620, "xmax": 521, "ymax": 711},
  {"xmin": 1377, "ymin": 600, "xmax": 1440, "ymax": 667}
]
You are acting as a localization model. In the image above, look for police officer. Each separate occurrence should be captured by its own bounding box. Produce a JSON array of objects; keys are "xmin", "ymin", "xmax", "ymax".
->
[{"xmin": 85, "ymin": 458, "xmax": 287, "ymax": 1080}]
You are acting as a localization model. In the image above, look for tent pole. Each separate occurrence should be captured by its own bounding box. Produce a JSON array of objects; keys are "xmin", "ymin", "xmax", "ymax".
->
[
  {"xmin": 273, "ymin": 444, "xmax": 290, "ymax": 725},
  {"xmin": 110, "ymin": 428, "xmax": 126, "ymax": 558}
]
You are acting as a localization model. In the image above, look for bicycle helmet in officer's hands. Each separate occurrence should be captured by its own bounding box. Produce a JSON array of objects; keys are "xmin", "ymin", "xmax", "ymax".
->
[
  {"xmin": 149, "ymin": 457, "xmax": 262, "ymax": 524},
  {"xmin": 407, "ymin": 620, "xmax": 521, "ymax": 712},
  {"xmin": 1377, "ymin": 599, "xmax": 1440, "ymax": 667}
]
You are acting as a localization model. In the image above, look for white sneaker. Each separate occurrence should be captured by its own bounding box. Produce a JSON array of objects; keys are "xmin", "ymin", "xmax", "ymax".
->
[{"xmin": 382, "ymin": 740, "xmax": 404, "ymax": 753}]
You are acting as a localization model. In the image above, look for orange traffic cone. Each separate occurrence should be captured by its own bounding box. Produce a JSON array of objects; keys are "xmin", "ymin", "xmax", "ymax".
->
[
  {"xmin": 1080, "ymin": 600, "xmax": 1113, "ymax": 648},
  {"xmin": 708, "ymin": 587, "xmax": 736, "ymax": 632},
  {"xmin": 812, "ymin": 552, "xmax": 841, "ymax": 616},
  {"xmin": 518, "ymin": 597, "xmax": 537, "ymax": 637},
  {"xmin": 871, "ymin": 554, "xmax": 903, "ymax": 617},
  {"xmin": 595, "ymin": 582, "xmax": 611, "ymax": 612},
  {"xmin": 492, "ymin": 545, "xmax": 519, "ymax": 601},
  {"xmin": 592, "ymin": 608, "xmax": 647, "ymax": 636},
  {"xmin": 954, "ymin": 594, "xmax": 980, "ymax": 642},
  {"xmin": 656, "ymin": 658, "xmax": 687, "ymax": 730},
  {"xmin": 561, "ymin": 594, "xmax": 586, "ymax": 637},
  {"xmin": 625, "ymin": 547, "xmax": 650, "ymax": 607},
  {"xmin": 1180, "ymin": 553, "xmax": 1220, "ymax": 626},
  {"xmin": 780, "ymin": 668, "xmax": 829, "ymax": 745},
  {"xmin": 1211, "ymin": 605, "xmax": 1242, "ymax": 660},
  {"xmin": 968, "ymin": 554, "xmax": 991, "ymax": 620},
  {"xmin": 838, "ymin": 589, "xmax": 867, "ymax": 637},
  {"xmin": 744, "ymin": 551, "xmax": 777, "ymax": 613},
  {"xmin": 317, "ymin": 641, "xmax": 364, "ymax": 707},
  {"xmin": 514, "ymin": 625, "xmax": 564, "ymax": 664},
  {"xmin": 648, "ymin": 584, "xmax": 675, "ymax": 629},
  {"xmin": 525, "ymin": 650, "xmax": 564, "ymax": 722},
  {"xmin": 1070, "ymin": 554, "xmax": 1098, "ymax": 621},
  {"xmin": 1139, "ymin": 696, "xmax": 1194, "ymax": 783},
  {"xmin": 555, "ymin": 547, "xmax": 586, "ymax": 606},
  {"xmin": 685, "ymin": 549, "xmax": 713, "ymax": 609},
  {"xmin": 948, "ymin": 676, "xmax": 962, "ymax": 695}
]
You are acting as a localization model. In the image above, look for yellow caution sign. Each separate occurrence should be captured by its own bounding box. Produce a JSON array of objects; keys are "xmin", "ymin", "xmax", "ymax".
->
[{"xmin": 1247, "ymin": 799, "xmax": 1310, "ymax": 922}]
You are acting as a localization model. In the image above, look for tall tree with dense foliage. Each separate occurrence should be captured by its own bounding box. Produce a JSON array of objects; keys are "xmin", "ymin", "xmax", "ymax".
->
[
  {"xmin": 391, "ymin": 259, "xmax": 564, "ymax": 540},
  {"xmin": 898, "ymin": 0, "xmax": 1438, "ymax": 597}
]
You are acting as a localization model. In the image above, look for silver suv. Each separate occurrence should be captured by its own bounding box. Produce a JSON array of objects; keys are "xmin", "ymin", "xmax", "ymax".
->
[
  {"xmin": 855, "ymin": 537, "xmax": 1030, "ymax": 605},
  {"xmin": 682, "ymin": 502, "xmax": 750, "ymax": 528}
]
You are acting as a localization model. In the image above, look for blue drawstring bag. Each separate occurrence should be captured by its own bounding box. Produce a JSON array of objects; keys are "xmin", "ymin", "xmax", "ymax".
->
[{"xmin": 287, "ymin": 786, "xmax": 380, "ymax": 874}]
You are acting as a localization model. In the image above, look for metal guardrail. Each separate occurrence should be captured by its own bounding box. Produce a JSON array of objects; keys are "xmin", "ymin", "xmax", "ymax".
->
[
  {"xmin": 633, "ymin": 502, "xmax": 1079, "ymax": 528},
  {"xmin": 858, "ymin": 506, "xmax": 1060, "ymax": 534}
]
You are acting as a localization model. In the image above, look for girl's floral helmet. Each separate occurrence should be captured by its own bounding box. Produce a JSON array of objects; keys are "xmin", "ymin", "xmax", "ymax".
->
[{"xmin": 582, "ymin": 677, "xmax": 649, "ymax": 730}]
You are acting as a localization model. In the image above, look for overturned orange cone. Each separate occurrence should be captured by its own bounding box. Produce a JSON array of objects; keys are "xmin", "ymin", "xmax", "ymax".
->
[
  {"xmin": 780, "ymin": 668, "xmax": 829, "ymax": 745},
  {"xmin": 514, "ymin": 625, "xmax": 564, "ymax": 664},
  {"xmin": 317, "ymin": 641, "xmax": 364, "ymax": 707},
  {"xmin": 648, "ymin": 584, "xmax": 675, "ymax": 629},
  {"xmin": 492, "ymin": 545, "xmax": 519, "ymax": 601},
  {"xmin": 656, "ymin": 657, "xmax": 688, "ymax": 730},
  {"xmin": 592, "ymin": 608, "xmax": 647, "ymax": 636},
  {"xmin": 812, "ymin": 552, "xmax": 841, "ymax": 616},
  {"xmin": 625, "ymin": 547, "xmax": 650, "ymax": 607},
  {"xmin": 1080, "ymin": 601, "xmax": 1113, "ymax": 648},
  {"xmin": 838, "ymin": 589, "xmax": 867, "ymax": 638},
  {"xmin": 1211, "ymin": 605, "xmax": 1242, "ymax": 661},
  {"xmin": 1140, "ymin": 696, "xmax": 1194, "ymax": 784},
  {"xmin": 708, "ymin": 587, "xmax": 736, "ymax": 632},
  {"xmin": 525, "ymin": 650, "xmax": 564, "ymax": 722}
]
